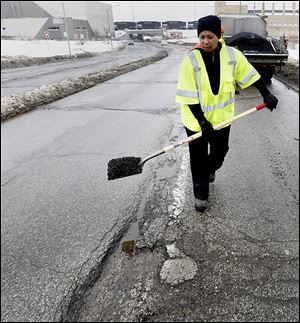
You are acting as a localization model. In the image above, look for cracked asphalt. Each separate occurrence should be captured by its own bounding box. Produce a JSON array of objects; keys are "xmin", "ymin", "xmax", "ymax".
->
[
  {"xmin": 1, "ymin": 43, "xmax": 299, "ymax": 322},
  {"xmin": 67, "ymin": 78, "xmax": 298, "ymax": 323}
]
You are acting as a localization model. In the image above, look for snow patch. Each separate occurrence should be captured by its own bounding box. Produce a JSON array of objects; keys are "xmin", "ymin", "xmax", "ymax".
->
[{"xmin": 1, "ymin": 39, "xmax": 126, "ymax": 57}]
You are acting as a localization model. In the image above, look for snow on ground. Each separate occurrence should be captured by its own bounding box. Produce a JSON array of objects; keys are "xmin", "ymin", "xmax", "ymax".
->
[
  {"xmin": 1, "ymin": 29, "xmax": 298, "ymax": 62},
  {"xmin": 1, "ymin": 50, "xmax": 168, "ymax": 120},
  {"xmin": 1, "ymin": 31, "xmax": 297, "ymax": 121},
  {"xmin": 1, "ymin": 39, "xmax": 125, "ymax": 57},
  {"xmin": 287, "ymin": 48, "xmax": 299, "ymax": 61}
]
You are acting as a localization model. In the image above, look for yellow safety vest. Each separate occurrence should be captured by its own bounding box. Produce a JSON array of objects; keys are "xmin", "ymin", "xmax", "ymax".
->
[{"xmin": 176, "ymin": 44, "xmax": 260, "ymax": 132}]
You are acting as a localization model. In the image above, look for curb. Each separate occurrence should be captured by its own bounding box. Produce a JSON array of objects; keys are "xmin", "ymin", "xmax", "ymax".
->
[{"xmin": 273, "ymin": 75, "xmax": 299, "ymax": 93}]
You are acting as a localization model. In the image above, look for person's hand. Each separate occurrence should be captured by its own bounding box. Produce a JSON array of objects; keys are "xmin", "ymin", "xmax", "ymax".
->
[
  {"xmin": 199, "ymin": 120, "xmax": 214, "ymax": 140},
  {"xmin": 263, "ymin": 93, "xmax": 278, "ymax": 111}
]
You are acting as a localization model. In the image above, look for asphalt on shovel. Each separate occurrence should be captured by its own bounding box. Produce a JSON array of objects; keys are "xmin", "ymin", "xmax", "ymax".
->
[{"xmin": 107, "ymin": 103, "xmax": 266, "ymax": 180}]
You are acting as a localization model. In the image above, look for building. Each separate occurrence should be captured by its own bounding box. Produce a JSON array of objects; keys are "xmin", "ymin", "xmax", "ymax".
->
[
  {"xmin": 1, "ymin": 1, "xmax": 114, "ymax": 40},
  {"xmin": 215, "ymin": 1, "xmax": 299, "ymax": 40},
  {"xmin": 258, "ymin": 2, "xmax": 299, "ymax": 40},
  {"xmin": 215, "ymin": 1, "xmax": 248, "ymax": 14}
]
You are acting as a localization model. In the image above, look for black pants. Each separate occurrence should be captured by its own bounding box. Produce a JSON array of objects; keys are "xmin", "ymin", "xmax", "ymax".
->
[{"xmin": 185, "ymin": 125, "xmax": 230, "ymax": 200}]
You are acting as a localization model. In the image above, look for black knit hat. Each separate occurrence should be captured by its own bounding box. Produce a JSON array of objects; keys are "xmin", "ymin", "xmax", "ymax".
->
[{"xmin": 197, "ymin": 15, "xmax": 221, "ymax": 38}]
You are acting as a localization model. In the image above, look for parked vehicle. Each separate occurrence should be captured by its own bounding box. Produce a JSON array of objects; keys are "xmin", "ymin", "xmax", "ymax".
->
[
  {"xmin": 187, "ymin": 20, "xmax": 198, "ymax": 30},
  {"xmin": 136, "ymin": 21, "xmax": 161, "ymax": 29},
  {"xmin": 114, "ymin": 21, "xmax": 136, "ymax": 30},
  {"xmin": 162, "ymin": 21, "xmax": 186, "ymax": 30},
  {"xmin": 218, "ymin": 13, "xmax": 289, "ymax": 82}
]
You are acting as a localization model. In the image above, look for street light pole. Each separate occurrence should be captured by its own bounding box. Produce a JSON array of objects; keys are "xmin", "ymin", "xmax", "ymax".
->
[
  {"xmin": 106, "ymin": 9, "xmax": 113, "ymax": 48},
  {"xmin": 131, "ymin": 3, "xmax": 135, "ymax": 22},
  {"xmin": 62, "ymin": 1, "xmax": 72, "ymax": 55}
]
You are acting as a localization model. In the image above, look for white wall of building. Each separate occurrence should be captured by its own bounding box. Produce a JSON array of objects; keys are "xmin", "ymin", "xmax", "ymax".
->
[
  {"xmin": 1, "ymin": 18, "xmax": 48, "ymax": 39},
  {"xmin": 34, "ymin": 1, "xmax": 114, "ymax": 37},
  {"xmin": 85, "ymin": 2, "xmax": 114, "ymax": 37}
]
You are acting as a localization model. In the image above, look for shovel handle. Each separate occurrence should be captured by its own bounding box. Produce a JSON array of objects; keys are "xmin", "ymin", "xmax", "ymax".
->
[
  {"xmin": 141, "ymin": 103, "xmax": 266, "ymax": 164},
  {"xmin": 180, "ymin": 102, "xmax": 267, "ymax": 142},
  {"xmin": 256, "ymin": 102, "xmax": 267, "ymax": 110}
]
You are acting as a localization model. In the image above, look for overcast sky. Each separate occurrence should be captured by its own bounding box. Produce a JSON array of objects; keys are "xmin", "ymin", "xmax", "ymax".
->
[{"xmin": 102, "ymin": 1, "xmax": 298, "ymax": 22}]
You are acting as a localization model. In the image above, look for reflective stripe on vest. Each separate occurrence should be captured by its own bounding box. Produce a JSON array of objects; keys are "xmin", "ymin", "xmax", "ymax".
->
[
  {"xmin": 201, "ymin": 95, "xmax": 234, "ymax": 113},
  {"xmin": 227, "ymin": 46, "xmax": 236, "ymax": 76},
  {"xmin": 187, "ymin": 47, "xmax": 235, "ymax": 113},
  {"xmin": 176, "ymin": 89, "xmax": 198, "ymax": 98},
  {"xmin": 236, "ymin": 68, "xmax": 257, "ymax": 86},
  {"xmin": 187, "ymin": 50, "xmax": 203, "ymax": 107}
]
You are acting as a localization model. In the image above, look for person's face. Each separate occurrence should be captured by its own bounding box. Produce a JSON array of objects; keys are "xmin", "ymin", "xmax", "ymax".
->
[{"xmin": 198, "ymin": 30, "xmax": 219, "ymax": 52}]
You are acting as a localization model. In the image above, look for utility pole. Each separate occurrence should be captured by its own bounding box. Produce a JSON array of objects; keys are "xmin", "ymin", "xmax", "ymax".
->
[
  {"xmin": 131, "ymin": 3, "xmax": 135, "ymax": 22},
  {"xmin": 239, "ymin": 1, "xmax": 242, "ymax": 14},
  {"xmin": 62, "ymin": 1, "xmax": 72, "ymax": 55},
  {"xmin": 106, "ymin": 9, "xmax": 113, "ymax": 48}
]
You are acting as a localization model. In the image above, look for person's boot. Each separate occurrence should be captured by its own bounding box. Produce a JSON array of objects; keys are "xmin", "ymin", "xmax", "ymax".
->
[
  {"xmin": 195, "ymin": 198, "xmax": 208, "ymax": 212},
  {"xmin": 209, "ymin": 171, "xmax": 215, "ymax": 183}
]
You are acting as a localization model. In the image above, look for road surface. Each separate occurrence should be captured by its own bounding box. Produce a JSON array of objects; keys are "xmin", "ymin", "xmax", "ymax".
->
[
  {"xmin": 1, "ymin": 43, "xmax": 161, "ymax": 97},
  {"xmin": 1, "ymin": 44, "xmax": 299, "ymax": 322}
]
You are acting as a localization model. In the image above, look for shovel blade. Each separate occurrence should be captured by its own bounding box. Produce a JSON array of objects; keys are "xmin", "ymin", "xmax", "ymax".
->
[{"xmin": 107, "ymin": 157, "xmax": 143, "ymax": 180}]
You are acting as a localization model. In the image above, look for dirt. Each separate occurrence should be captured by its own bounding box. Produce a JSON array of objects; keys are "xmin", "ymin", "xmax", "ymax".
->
[{"xmin": 274, "ymin": 59, "xmax": 299, "ymax": 89}]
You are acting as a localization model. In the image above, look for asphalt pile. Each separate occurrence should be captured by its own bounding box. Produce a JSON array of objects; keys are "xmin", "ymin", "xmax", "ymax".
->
[{"xmin": 107, "ymin": 157, "xmax": 143, "ymax": 180}]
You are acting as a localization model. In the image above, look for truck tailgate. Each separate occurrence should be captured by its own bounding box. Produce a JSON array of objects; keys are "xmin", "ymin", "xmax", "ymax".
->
[{"xmin": 243, "ymin": 52, "xmax": 289, "ymax": 65}]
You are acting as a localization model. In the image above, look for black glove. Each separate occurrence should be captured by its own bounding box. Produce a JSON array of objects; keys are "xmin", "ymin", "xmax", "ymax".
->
[
  {"xmin": 263, "ymin": 93, "xmax": 278, "ymax": 112},
  {"xmin": 188, "ymin": 104, "xmax": 214, "ymax": 138},
  {"xmin": 199, "ymin": 119, "xmax": 214, "ymax": 140}
]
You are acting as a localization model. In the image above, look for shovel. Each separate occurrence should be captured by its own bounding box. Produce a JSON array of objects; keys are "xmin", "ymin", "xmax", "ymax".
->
[{"xmin": 107, "ymin": 103, "xmax": 266, "ymax": 180}]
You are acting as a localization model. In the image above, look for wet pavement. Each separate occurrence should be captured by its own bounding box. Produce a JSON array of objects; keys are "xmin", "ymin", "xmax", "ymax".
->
[
  {"xmin": 73, "ymin": 80, "xmax": 299, "ymax": 322},
  {"xmin": 1, "ymin": 43, "xmax": 162, "ymax": 97},
  {"xmin": 1, "ymin": 44, "xmax": 299, "ymax": 322}
]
